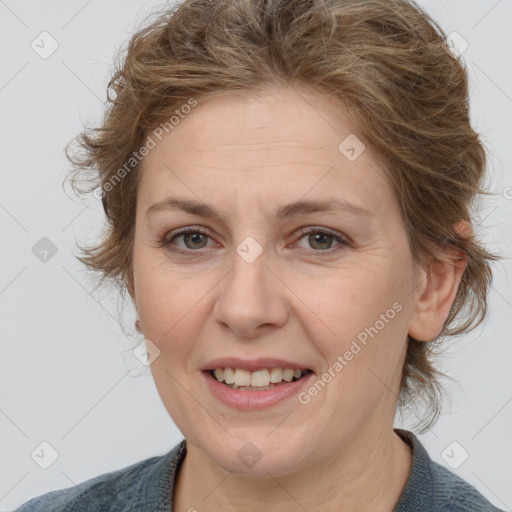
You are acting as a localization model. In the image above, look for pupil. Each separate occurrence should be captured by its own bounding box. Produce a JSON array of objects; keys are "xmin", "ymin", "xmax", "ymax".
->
[
  {"xmin": 185, "ymin": 233, "xmax": 206, "ymax": 249},
  {"xmin": 310, "ymin": 233, "xmax": 331, "ymax": 249}
]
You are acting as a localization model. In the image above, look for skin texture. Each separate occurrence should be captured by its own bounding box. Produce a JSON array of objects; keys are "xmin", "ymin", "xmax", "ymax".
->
[{"xmin": 129, "ymin": 84, "xmax": 469, "ymax": 512}]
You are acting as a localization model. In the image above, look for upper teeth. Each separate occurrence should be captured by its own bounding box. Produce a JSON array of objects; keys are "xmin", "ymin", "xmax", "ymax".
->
[{"xmin": 213, "ymin": 368, "xmax": 306, "ymax": 387}]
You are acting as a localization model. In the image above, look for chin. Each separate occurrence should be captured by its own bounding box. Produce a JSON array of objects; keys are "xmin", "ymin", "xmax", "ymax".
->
[{"xmin": 198, "ymin": 431, "xmax": 314, "ymax": 477}]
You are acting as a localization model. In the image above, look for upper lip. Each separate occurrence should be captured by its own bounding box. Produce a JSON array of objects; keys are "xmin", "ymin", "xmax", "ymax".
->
[{"xmin": 201, "ymin": 357, "xmax": 313, "ymax": 372}]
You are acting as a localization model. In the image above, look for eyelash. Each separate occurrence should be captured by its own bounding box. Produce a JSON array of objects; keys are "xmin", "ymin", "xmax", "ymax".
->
[{"xmin": 160, "ymin": 226, "xmax": 350, "ymax": 256}]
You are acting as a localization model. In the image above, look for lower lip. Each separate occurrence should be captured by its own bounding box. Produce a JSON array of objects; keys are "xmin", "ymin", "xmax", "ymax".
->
[{"xmin": 203, "ymin": 370, "xmax": 315, "ymax": 410}]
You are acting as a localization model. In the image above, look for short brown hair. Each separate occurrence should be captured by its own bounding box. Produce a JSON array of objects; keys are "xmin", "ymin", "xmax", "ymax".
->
[{"xmin": 65, "ymin": 0, "xmax": 500, "ymax": 432}]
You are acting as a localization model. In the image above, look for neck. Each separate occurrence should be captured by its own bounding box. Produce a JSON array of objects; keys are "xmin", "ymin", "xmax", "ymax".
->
[{"xmin": 173, "ymin": 427, "xmax": 412, "ymax": 512}]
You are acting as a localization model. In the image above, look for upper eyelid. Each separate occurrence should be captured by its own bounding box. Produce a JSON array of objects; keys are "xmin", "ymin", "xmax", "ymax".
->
[{"xmin": 165, "ymin": 225, "xmax": 346, "ymax": 239}]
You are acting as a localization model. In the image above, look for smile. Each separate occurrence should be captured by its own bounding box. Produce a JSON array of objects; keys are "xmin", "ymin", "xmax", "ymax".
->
[
  {"xmin": 203, "ymin": 369, "xmax": 315, "ymax": 409},
  {"xmin": 211, "ymin": 367, "xmax": 312, "ymax": 390}
]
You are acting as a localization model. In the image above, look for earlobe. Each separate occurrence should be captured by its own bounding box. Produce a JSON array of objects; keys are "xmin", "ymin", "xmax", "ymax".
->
[
  {"xmin": 407, "ymin": 221, "xmax": 471, "ymax": 342},
  {"xmin": 125, "ymin": 269, "xmax": 142, "ymax": 333},
  {"xmin": 124, "ymin": 266, "xmax": 136, "ymax": 303},
  {"xmin": 127, "ymin": 280, "xmax": 136, "ymax": 303}
]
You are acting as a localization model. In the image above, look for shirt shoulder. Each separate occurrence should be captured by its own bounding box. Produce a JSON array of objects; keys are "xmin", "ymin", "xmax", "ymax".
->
[
  {"xmin": 394, "ymin": 429, "xmax": 505, "ymax": 512},
  {"xmin": 13, "ymin": 441, "xmax": 186, "ymax": 512},
  {"xmin": 430, "ymin": 460, "xmax": 505, "ymax": 512}
]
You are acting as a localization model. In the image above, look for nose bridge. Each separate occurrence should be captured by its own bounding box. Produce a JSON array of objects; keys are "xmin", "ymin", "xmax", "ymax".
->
[{"xmin": 213, "ymin": 233, "xmax": 289, "ymax": 335}]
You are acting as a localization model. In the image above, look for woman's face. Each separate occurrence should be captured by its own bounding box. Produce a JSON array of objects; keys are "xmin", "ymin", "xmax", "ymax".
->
[{"xmin": 131, "ymin": 84, "xmax": 425, "ymax": 476}]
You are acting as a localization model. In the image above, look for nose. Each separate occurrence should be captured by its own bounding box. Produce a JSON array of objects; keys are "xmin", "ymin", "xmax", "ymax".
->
[{"xmin": 213, "ymin": 243, "xmax": 289, "ymax": 338}]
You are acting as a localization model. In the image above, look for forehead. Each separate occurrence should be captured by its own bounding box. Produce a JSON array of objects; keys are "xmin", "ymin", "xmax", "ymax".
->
[
  {"xmin": 137, "ymin": 85, "xmax": 393, "ymax": 216},
  {"xmin": 147, "ymin": 85, "xmax": 359, "ymax": 160}
]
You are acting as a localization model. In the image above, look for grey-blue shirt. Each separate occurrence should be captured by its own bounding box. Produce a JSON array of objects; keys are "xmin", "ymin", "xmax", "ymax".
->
[{"xmin": 14, "ymin": 429, "xmax": 504, "ymax": 511}]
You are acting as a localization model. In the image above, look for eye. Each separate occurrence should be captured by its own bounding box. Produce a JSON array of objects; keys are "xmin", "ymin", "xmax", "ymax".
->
[
  {"xmin": 294, "ymin": 227, "xmax": 349, "ymax": 255},
  {"xmin": 162, "ymin": 227, "xmax": 215, "ymax": 254},
  {"xmin": 160, "ymin": 226, "xmax": 350, "ymax": 256}
]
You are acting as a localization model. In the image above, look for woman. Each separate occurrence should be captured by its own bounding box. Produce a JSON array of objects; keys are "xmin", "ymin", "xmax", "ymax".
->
[{"xmin": 15, "ymin": 0, "xmax": 504, "ymax": 510}]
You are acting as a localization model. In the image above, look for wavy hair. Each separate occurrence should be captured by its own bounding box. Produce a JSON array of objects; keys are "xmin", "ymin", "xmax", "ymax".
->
[{"xmin": 64, "ymin": 0, "xmax": 500, "ymax": 432}]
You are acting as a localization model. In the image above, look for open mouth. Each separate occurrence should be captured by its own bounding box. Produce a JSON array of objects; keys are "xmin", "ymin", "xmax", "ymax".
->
[{"xmin": 207, "ymin": 368, "xmax": 313, "ymax": 391}]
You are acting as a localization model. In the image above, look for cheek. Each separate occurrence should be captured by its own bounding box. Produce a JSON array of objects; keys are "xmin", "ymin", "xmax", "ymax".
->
[
  {"xmin": 295, "ymin": 261, "xmax": 406, "ymax": 345},
  {"xmin": 293, "ymin": 261, "xmax": 410, "ymax": 398},
  {"xmin": 133, "ymin": 250, "xmax": 223, "ymax": 369}
]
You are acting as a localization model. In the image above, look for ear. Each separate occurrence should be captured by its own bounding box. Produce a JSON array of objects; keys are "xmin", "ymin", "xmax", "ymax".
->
[
  {"xmin": 125, "ymin": 271, "xmax": 144, "ymax": 333},
  {"xmin": 407, "ymin": 220, "xmax": 471, "ymax": 342},
  {"xmin": 124, "ymin": 262, "xmax": 137, "ymax": 304}
]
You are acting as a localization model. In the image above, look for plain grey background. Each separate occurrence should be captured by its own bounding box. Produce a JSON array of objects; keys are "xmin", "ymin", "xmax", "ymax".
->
[{"xmin": 1, "ymin": 0, "xmax": 511, "ymax": 510}]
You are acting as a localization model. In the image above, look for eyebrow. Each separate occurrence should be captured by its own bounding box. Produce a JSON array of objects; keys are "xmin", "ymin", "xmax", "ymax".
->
[{"xmin": 145, "ymin": 196, "xmax": 373, "ymax": 220}]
